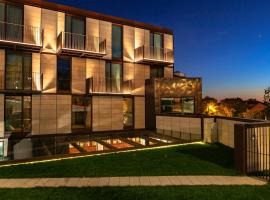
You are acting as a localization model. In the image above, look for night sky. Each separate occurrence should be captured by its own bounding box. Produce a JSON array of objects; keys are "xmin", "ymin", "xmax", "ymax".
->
[{"xmin": 49, "ymin": 0, "xmax": 270, "ymax": 100}]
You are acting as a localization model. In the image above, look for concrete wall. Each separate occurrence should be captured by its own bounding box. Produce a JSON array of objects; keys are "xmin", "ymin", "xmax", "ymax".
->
[
  {"xmin": 216, "ymin": 118, "xmax": 246, "ymax": 148},
  {"xmin": 203, "ymin": 117, "xmax": 217, "ymax": 143},
  {"xmin": 156, "ymin": 115, "xmax": 202, "ymax": 141}
]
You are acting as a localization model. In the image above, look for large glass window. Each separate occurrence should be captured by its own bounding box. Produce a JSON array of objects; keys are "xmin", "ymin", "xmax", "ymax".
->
[
  {"xmin": 150, "ymin": 66, "xmax": 164, "ymax": 78},
  {"xmin": 161, "ymin": 97, "xmax": 194, "ymax": 114},
  {"xmin": 106, "ymin": 62, "xmax": 122, "ymax": 93},
  {"xmin": 112, "ymin": 25, "xmax": 123, "ymax": 59},
  {"xmin": 72, "ymin": 96, "xmax": 91, "ymax": 130},
  {"xmin": 57, "ymin": 56, "xmax": 71, "ymax": 93},
  {"xmin": 65, "ymin": 15, "xmax": 85, "ymax": 50},
  {"xmin": 0, "ymin": 3, "xmax": 23, "ymax": 42},
  {"xmin": 182, "ymin": 97, "xmax": 195, "ymax": 113},
  {"xmin": 123, "ymin": 98, "xmax": 133, "ymax": 129},
  {"xmin": 6, "ymin": 51, "xmax": 32, "ymax": 90},
  {"xmin": 150, "ymin": 33, "xmax": 163, "ymax": 48},
  {"xmin": 5, "ymin": 96, "xmax": 31, "ymax": 133}
]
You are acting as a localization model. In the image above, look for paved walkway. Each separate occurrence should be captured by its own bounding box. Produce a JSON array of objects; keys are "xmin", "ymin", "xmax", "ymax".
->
[{"xmin": 0, "ymin": 176, "xmax": 266, "ymax": 188}]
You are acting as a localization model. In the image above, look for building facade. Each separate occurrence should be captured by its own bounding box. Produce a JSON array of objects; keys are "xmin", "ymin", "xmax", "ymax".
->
[{"xmin": 0, "ymin": 0, "xmax": 201, "ymax": 144}]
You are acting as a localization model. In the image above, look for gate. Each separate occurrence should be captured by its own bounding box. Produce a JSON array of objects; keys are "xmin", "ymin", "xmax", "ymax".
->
[{"xmin": 235, "ymin": 123, "xmax": 270, "ymax": 181}]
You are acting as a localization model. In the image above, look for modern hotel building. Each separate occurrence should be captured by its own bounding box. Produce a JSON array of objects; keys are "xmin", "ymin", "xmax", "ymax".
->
[{"xmin": 0, "ymin": 0, "xmax": 202, "ymax": 158}]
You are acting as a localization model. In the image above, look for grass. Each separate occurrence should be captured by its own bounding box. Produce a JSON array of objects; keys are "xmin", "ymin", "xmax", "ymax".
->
[
  {"xmin": 0, "ymin": 143, "xmax": 240, "ymax": 178},
  {"xmin": 1, "ymin": 186, "xmax": 270, "ymax": 200}
]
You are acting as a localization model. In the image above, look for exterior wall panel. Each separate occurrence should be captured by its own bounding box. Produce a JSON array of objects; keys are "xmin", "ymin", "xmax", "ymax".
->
[
  {"xmin": 39, "ymin": 95, "xmax": 57, "ymax": 134},
  {"xmin": 123, "ymin": 26, "xmax": 135, "ymax": 62},
  {"xmin": 135, "ymin": 97, "xmax": 145, "ymax": 129},
  {"xmin": 86, "ymin": 59, "xmax": 105, "ymax": 92},
  {"xmin": 86, "ymin": 18, "xmax": 99, "ymax": 37},
  {"xmin": 92, "ymin": 96, "xmax": 123, "ymax": 131},
  {"xmin": 24, "ymin": 5, "xmax": 41, "ymax": 44},
  {"xmin": 41, "ymin": 9, "xmax": 58, "ymax": 53},
  {"xmin": 32, "ymin": 95, "xmax": 41, "ymax": 135},
  {"xmin": 41, "ymin": 54, "xmax": 57, "ymax": 93},
  {"xmin": 72, "ymin": 57, "xmax": 86, "ymax": 94},
  {"xmin": 100, "ymin": 21, "xmax": 112, "ymax": 60},
  {"xmin": 57, "ymin": 95, "xmax": 71, "ymax": 133}
]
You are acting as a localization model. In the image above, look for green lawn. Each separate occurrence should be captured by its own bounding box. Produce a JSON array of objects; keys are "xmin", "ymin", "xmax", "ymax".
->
[
  {"xmin": 1, "ymin": 186, "xmax": 270, "ymax": 200},
  {"xmin": 0, "ymin": 143, "xmax": 240, "ymax": 178}
]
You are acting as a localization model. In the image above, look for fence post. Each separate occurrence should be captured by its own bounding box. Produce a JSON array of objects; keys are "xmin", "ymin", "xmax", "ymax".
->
[
  {"xmin": 201, "ymin": 116, "xmax": 204, "ymax": 141},
  {"xmin": 234, "ymin": 124, "xmax": 247, "ymax": 174}
]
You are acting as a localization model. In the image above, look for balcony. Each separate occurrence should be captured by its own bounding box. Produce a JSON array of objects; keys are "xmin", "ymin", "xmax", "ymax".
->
[
  {"xmin": 0, "ymin": 70, "xmax": 43, "ymax": 94},
  {"xmin": 86, "ymin": 77, "xmax": 133, "ymax": 95},
  {"xmin": 57, "ymin": 32, "xmax": 106, "ymax": 58},
  {"xmin": 0, "ymin": 21, "xmax": 43, "ymax": 51},
  {"xmin": 134, "ymin": 45, "xmax": 174, "ymax": 65}
]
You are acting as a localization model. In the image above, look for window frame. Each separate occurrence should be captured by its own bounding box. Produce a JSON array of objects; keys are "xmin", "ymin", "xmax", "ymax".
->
[
  {"xmin": 5, "ymin": 50, "xmax": 32, "ymax": 90},
  {"xmin": 123, "ymin": 97, "xmax": 134, "ymax": 130},
  {"xmin": 0, "ymin": 2, "xmax": 24, "ymax": 42},
  {"xmin": 4, "ymin": 95, "xmax": 32, "ymax": 133},
  {"xmin": 160, "ymin": 96, "xmax": 195, "ymax": 114},
  {"xmin": 111, "ymin": 24, "xmax": 123, "ymax": 61},
  {"xmin": 105, "ymin": 61, "xmax": 123, "ymax": 93},
  {"xmin": 57, "ymin": 56, "xmax": 72, "ymax": 94}
]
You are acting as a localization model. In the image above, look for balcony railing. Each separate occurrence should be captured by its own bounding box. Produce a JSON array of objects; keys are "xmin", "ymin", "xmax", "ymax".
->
[
  {"xmin": 0, "ymin": 70, "xmax": 43, "ymax": 92},
  {"xmin": 0, "ymin": 21, "xmax": 43, "ymax": 50},
  {"xmin": 57, "ymin": 32, "xmax": 106, "ymax": 57},
  {"xmin": 134, "ymin": 45, "xmax": 174, "ymax": 65},
  {"xmin": 86, "ymin": 77, "xmax": 133, "ymax": 94}
]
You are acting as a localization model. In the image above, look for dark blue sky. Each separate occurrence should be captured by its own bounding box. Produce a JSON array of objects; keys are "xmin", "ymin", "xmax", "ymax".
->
[{"xmin": 49, "ymin": 0, "xmax": 270, "ymax": 100}]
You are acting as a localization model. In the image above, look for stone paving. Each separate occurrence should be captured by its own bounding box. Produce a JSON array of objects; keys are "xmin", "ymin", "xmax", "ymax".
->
[{"xmin": 0, "ymin": 176, "xmax": 266, "ymax": 188}]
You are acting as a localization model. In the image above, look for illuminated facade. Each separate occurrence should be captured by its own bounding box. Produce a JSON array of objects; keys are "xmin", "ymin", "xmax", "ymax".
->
[{"xmin": 0, "ymin": 0, "xmax": 201, "ymax": 141}]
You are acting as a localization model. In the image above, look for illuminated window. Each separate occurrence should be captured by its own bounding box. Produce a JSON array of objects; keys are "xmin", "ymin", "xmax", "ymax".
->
[
  {"xmin": 106, "ymin": 62, "xmax": 122, "ymax": 93},
  {"xmin": 123, "ymin": 98, "xmax": 133, "ymax": 129},
  {"xmin": 150, "ymin": 66, "xmax": 164, "ymax": 78},
  {"xmin": 5, "ymin": 96, "xmax": 31, "ymax": 133},
  {"xmin": 72, "ymin": 96, "xmax": 91, "ymax": 130},
  {"xmin": 161, "ymin": 97, "xmax": 195, "ymax": 114},
  {"xmin": 5, "ymin": 51, "xmax": 32, "ymax": 90},
  {"xmin": 65, "ymin": 15, "xmax": 85, "ymax": 50},
  {"xmin": 112, "ymin": 25, "xmax": 123, "ymax": 59},
  {"xmin": 0, "ymin": 3, "xmax": 23, "ymax": 42}
]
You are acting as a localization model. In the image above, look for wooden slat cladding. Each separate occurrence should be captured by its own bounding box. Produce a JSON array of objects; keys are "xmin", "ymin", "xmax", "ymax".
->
[{"xmin": 8, "ymin": 0, "xmax": 173, "ymax": 35}]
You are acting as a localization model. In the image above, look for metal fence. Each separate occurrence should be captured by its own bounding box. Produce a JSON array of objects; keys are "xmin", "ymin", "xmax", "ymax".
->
[
  {"xmin": 0, "ymin": 21, "xmax": 43, "ymax": 46},
  {"xmin": 57, "ymin": 31, "xmax": 106, "ymax": 54},
  {"xmin": 235, "ymin": 122, "xmax": 270, "ymax": 181},
  {"xmin": 134, "ymin": 45, "xmax": 174, "ymax": 63},
  {"xmin": 0, "ymin": 70, "xmax": 43, "ymax": 91},
  {"xmin": 86, "ymin": 77, "xmax": 133, "ymax": 94}
]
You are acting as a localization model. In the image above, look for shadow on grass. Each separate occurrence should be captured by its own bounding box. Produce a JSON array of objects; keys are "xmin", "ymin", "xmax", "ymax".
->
[{"xmin": 177, "ymin": 143, "xmax": 236, "ymax": 170}]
